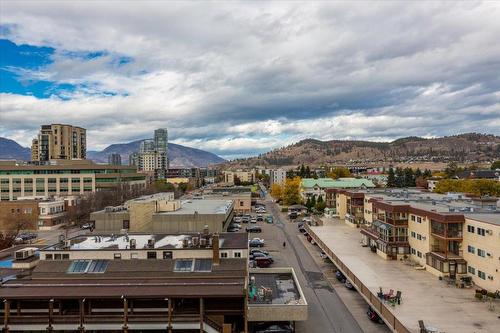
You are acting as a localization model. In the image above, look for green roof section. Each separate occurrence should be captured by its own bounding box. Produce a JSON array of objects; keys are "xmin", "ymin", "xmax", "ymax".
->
[{"xmin": 301, "ymin": 177, "xmax": 375, "ymax": 189}]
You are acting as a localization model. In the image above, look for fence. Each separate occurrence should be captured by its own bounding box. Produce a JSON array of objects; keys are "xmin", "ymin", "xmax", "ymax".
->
[{"xmin": 305, "ymin": 224, "xmax": 412, "ymax": 333}]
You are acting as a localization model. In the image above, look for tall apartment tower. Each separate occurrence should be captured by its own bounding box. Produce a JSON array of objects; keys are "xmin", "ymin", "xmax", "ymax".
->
[
  {"xmin": 108, "ymin": 153, "xmax": 122, "ymax": 166},
  {"xmin": 31, "ymin": 124, "xmax": 86, "ymax": 162},
  {"xmin": 136, "ymin": 128, "xmax": 169, "ymax": 179}
]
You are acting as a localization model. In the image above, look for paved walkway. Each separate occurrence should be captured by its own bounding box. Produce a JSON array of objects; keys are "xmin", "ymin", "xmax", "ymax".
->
[{"xmin": 310, "ymin": 218, "xmax": 500, "ymax": 333}]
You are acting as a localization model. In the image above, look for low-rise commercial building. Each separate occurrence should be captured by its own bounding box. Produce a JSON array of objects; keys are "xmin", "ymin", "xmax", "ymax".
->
[
  {"xmin": 1, "ymin": 232, "xmax": 249, "ymax": 332},
  {"xmin": 91, "ymin": 193, "xmax": 234, "ymax": 234},
  {"xmin": 0, "ymin": 160, "xmax": 146, "ymax": 201},
  {"xmin": 197, "ymin": 187, "xmax": 252, "ymax": 214},
  {"xmin": 302, "ymin": 177, "xmax": 375, "ymax": 201},
  {"xmin": 223, "ymin": 170, "xmax": 256, "ymax": 185}
]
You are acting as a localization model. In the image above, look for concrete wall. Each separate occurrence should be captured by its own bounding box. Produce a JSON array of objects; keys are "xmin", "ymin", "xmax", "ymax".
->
[
  {"xmin": 91, "ymin": 211, "xmax": 129, "ymax": 232},
  {"xmin": 408, "ymin": 213, "xmax": 430, "ymax": 266},
  {"xmin": 152, "ymin": 213, "xmax": 230, "ymax": 233},
  {"xmin": 363, "ymin": 196, "xmax": 373, "ymax": 224},
  {"xmin": 463, "ymin": 218, "xmax": 500, "ymax": 291},
  {"xmin": 129, "ymin": 201, "xmax": 156, "ymax": 232}
]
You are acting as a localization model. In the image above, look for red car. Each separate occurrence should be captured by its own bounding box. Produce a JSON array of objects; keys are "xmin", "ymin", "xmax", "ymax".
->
[{"xmin": 254, "ymin": 257, "xmax": 273, "ymax": 268}]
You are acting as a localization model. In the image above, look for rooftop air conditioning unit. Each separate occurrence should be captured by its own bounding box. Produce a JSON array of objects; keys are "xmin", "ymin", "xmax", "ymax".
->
[
  {"xmin": 15, "ymin": 248, "xmax": 36, "ymax": 260},
  {"xmin": 130, "ymin": 239, "xmax": 136, "ymax": 249},
  {"xmin": 147, "ymin": 238, "xmax": 155, "ymax": 248}
]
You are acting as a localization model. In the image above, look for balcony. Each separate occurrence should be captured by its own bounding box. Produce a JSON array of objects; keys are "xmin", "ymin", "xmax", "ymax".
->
[{"xmin": 430, "ymin": 221, "xmax": 463, "ymax": 239}]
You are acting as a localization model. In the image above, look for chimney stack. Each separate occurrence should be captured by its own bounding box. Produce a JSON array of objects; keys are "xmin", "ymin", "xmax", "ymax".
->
[{"xmin": 212, "ymin": 233, "xmax": 220, "ymax": 265}]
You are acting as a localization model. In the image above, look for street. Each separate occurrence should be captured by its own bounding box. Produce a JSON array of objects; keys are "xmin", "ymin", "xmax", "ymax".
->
[{"xmin": 259, "ymin": 194, "xmax": 362, "ymax": 333}]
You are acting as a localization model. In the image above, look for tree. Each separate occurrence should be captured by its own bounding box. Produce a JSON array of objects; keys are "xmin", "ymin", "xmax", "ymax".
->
[
  {"xmin": 491, "ymin": 160, "xmax": 500, "ymax": 170},
  {"xmin": 305, "ymin": 166, "xmax": 311, "ymax": 178},
  {"xmin": 270, "ymin": 183, "xmax": 283, "ymax": 201},
  {"xmin": 444, "ymin": 162, "xmax": 458, "ymax": 178},
  {"xmin": 327, "ymin": 167, "xmax": 351, "ymax": 179},
  {"xmin": 310, "ymin": 194, "xmax": 316, "ymax": 209},
  {"xmin": 403, "ymin": 168, "xmax": 415, "ymax": 187},
  {"xmin": 395, "ymin": 167, "xmax": 405, "ymax": 187},
  {"xmin": 282, "ymin": 176, "xmax": 302, "ymax": 205},
  {"xmin": 423, "ymin": 169, "xmax": 432, "ymax": 178},
  {"xmin": 434, "ymin": 179, "xmax": 500, "ymax": 196},
  {"xmin": 387, "ymin": 168, "xmax": 396, "ymax": 187},
  {"xmin": 305, "ymin": 196, "xmax": 313, "ymax": 211},
  {"xmin": 315, "ymin": 195, "xmax": 326, "ymax": 212}
]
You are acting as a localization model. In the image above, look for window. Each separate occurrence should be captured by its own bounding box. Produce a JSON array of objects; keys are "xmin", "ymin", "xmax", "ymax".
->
[
  {"xmin": 234, "ymin": 251, "xmax": 242, "ymax": 258},
  {"xmin": 62, "ymin": 253, "xmax": 69, "ymax": 260},
  {"xmin": 468, "ymin": 266, "xmax": 475, "ymax": 275},
  {"xmin": 45, "ymin": 254, "xmax": 53, "ymax": 260},
  {"xmin": 411, "ymin": 248, "xmax": 416, "ymax": 255},
  {"xmin": 220, "ymin": 252, "xmax": 228, "ymax": 258},
  {"xmin": 174, "ymin": 259, "xmax": 194, "ymax": 272},
  {"xmin": 67, "ymin": 260, "xmax": 108, "ymax": 274},
  {"xmin": 54, "ymin": 253, "xmax": 62, "ymax": 260},
  {"xmin": 194, "ymin": 259, "xmax": 212, "ymax": 272},
  {"xmin": 411, "ymin": 231, "xmax": 416, "ymax": 238},
  {"xmin": 240, "ymin": 201, "xmax": 244, "ymax": 206},
  {"xmin": 416, "ymin": 217, "xmax": 422, "ymax": 223},
  {"xmin": 114, "ymin": 253, "xmax": 122, "ymax": 259},
  {"xmin": 417, "ymin": 251, "xmax": 422, "ymax": 258},
  {"xmin": 147, "ymin": 251, "xmax": 157, "ymax": 259},
  {"xmin": 477, "ymin": 228, "xmax": 486, "ymax": 236},
  {"xmin": 163, "ymin": 251, "xmax": 172, "ymax": 259},
  {"xmin": 467, "ymin": 225, "xmax": 475, "ymax": 233},
  {"xmin": 477, "ymin": 249, "xmax": 486, "ymax": 258},
  {"xmin": 417, "ymin": 234, "xmax": 422, "ymax": 240},
  {"xmin": 123, "ymin": 220, "xmax": 130, "ymax": 229},
  {"xmin": 411, "ymin": 215, "xmax": 415, "ymax": 221},
  {"xmin": 467, "ymin": 245, "xmax": 475, "ymax": 254},
  {"xmin": 478, "ymin": 271, "xmax": 486, "ymax": 280}
]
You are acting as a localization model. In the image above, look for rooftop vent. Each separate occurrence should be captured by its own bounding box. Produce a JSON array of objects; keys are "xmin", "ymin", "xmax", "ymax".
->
[{"xmin": 130, "ymin": 239, "xmax": 136, "ymax": 249}]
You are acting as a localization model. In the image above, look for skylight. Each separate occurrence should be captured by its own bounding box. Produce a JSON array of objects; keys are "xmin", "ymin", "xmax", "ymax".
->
[{"xmin": 67, "ymin": 260, "xmax": 109, "ymax": 274}]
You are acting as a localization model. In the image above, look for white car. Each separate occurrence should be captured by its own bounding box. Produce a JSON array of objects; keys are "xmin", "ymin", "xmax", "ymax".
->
[
  {"xmin": 232, "ymin": 223, "xmax": 242, "ymax": 229},
  {"xmin": 234, "ymin": 217, "xmax": 242, "ymax": 223}
]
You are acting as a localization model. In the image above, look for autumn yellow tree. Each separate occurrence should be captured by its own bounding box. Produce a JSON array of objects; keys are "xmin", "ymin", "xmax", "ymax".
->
[
  {"xmin": 327, "ymin": 167, "xmax": 351, "ymax": 179},
  {"xmin": 283, "ymin": 176, "xmax": 302, "ymax": 205},
  {"xmin": 270, "ymin": 183, "xmax": 283, "ymax": 201},
  {"xmin": 434, "ymin": 179, "xmax": 500, "ymax": 196}
]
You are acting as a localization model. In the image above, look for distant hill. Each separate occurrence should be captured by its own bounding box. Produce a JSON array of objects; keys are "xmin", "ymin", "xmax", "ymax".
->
[
  {"xmin": 227, "ymin": 133, "xmax": 500, "ymax": 167},
  {"xmin": 87, "ymin": 140, "xmax": 226, "ymax": 167},
  {"xmin": 0, "ymin": 137, "xmax": 226, "ymax": 168},
  {"xmin": 0, "ymin": 137, "xmax": 31, "ymax": 160}
]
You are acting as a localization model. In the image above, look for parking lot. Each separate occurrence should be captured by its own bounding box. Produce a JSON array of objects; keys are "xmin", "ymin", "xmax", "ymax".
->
[{"xmin": 228, "ymin": 198, "xmax": 390, "ymax": 333}]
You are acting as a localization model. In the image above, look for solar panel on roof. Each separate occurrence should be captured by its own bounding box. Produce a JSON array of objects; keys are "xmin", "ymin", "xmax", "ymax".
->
[
  {"xmin": 87, "ymin": 260, "xmax": 109, "ymax": 273},
  {"xmin": 194, "ymin": 259, "xmax": 212, "ymax": 272},
  {"xmin": 67, "ymin": 259, "xmax": 108, "ymax": 274},
  {"xmin": 68, "ymin": 260, "xmax": 90, "ymax": 273}
]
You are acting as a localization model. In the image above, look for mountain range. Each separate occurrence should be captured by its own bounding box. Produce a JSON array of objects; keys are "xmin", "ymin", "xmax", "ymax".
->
[
  {"xmin": 0, "ymin": 137, "xmax": 225, "ymax": 167},
  {"xmin": 228, "ymin": 133, "xmax": 500, "ymax": 167}
]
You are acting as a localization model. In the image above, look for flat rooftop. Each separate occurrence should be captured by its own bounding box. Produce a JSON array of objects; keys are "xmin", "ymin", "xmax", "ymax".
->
[
  {"xmin": 157, "ymin": 199, "xmax": 233, "ymax": 215},
  {"xmin": 310, "ymin": 220, "xmax": 499, "ymax": 333},
  {"xmin": 43, "ymin": 232, "xmax": 247, "ymax": 251},
  {"xmin": 249, "ymin": 272, "xmax": 300, "ymax": 305}
]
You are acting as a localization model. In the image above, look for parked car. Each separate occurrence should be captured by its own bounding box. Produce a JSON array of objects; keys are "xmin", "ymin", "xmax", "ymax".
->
[
  {"xmin": 266, "ymin": 216, "xmax": 273, "ymax": 223},
  {"xmin": 250, "ymin": 217, "xmax": 257, "ymax": 223},
  {"xmin": 246, "ymin": 226, "xmax": 262, "ymax": 233},
  {"xmin": 345, "ymin": 280, "xmax": 355, "ymax": 290},
  {"xmin": 255, "ymin": 323, "xmax": 293, "ymax": 333},
  {"xmin": 233, "ymin": 216, "xmax": 242, "ymax": 223},
  {"xmin": 15, "ymin": 232, "xmax": 37, "ymax": 243},
  {"xmin": 81, "ymin": 223, "xmax": 94, "ymax": 230},
  {"xmin": 367, "ymin": 306, "xmax": 384, "ymax": 324},
  {"xmin": 241, "ymin": 217, "xmax": 250, "ymax": 223},
  {"xmin": 227, "ymin": 226, "xmax": 240, "ymax": 232},
  {"xmin": 320, "ymin": 251, "xmax": 327, "ymax": 259},
  {"xmin": 231, "ymin": 223, "xmax": 242, "ymax": 229},
  {"xmin": 254, "ymin": 257, "xmax": 273, "ymax": 268},
  {"xmin": 250, "ymin": 248, "xmax": 269, "ymax": 256},
  {"xmin": 256, "ymin": 215, "xmax": 264, "ymax": 222},
  {"xmin": 249, "ymin": 238, "xmax": 265, "ymax": 247},
  {"xmin": 335, "ymin": 271, "xmax": 346, "ymax": 283},
  {"xmin": 250, "ymin": 252, "xmax": 273, "ymax": 262},
  {"xmin": 288, "ymin": 212, "xmax": 298, "ymax": 220},
  {"xmin": 256, "ymin": 208, "xmax": 267, "ymax": 214}
]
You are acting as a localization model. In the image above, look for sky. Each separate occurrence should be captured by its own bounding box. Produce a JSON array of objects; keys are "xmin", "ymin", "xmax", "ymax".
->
[{"xmin": 1, "ymin": 1, "xmax": 500, "ymax": 159}]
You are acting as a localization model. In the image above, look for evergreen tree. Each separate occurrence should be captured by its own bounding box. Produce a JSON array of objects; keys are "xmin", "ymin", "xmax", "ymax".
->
[
  {"xmin": 395, "ymin": 167, "xmax": 405, "ymax": 187},
  {"xmin": 403, "ymin": 168, "xmax": 415, "ymax": 187},
  {"xmin": 415, "ymin": 168, "xmax": 422, "ymax": 179},
  {"xmin": 387, "ymin": 168, "xmax": 396, "ymax": 187},
  {"xmin": 300, "ymin": 164, "xmax": 306, "ymax": 177},
  {"xmin": 310, "ymin": 194, "xmax": 317, "ymax": 208},
  {"xmin": 315, "ymin": 195, "xmax": 326, "ymax": 212},
  {"xmin": 305, "ymin": 196, "xmax": 313, "ymax": 211},
  {"xmin": 305, "ymin": 166, "xmax": 311, "ymax": 178},
  {"xmin": 423, "ymin": 169, "xmax": 432, "ymax": 178}
]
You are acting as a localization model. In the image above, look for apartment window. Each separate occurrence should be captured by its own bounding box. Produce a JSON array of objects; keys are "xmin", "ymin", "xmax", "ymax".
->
[
  {"xmin": 467, "ymin": 245, "xmax": 475, "ymax": 254},
  {"xmin": 45, "ymin": 254, "xmax": 53, "ymax": 260},
  {"xmin": 416, "ymin": 217, "xmax": 422, "ymax": 223},
  {"xmin": 163, "ymin": 251, "xmax": 172, "ymax": 259},
  {"xmin": 147, "ymin": 251, "xmax": 157, "ymax": 259},
  {"xmin": 54, "ymin": 253, "xmax": 62, "ymax": 260},
  {"xmin": 114, "ymin": 253, "xmax": 122, "ymax": 259},
  {"xmin": 477, "ymin": 228, "xmax": 486, "ymax": 236},
  {"xmin": 417, "ymin": 251, "xmax": 422, "ymax": 258},
  {"xmin": 123, "ymin": 220, "xmax": 130, "ymax": 229},
  {"xmin": 411, "ymin": 231, "xmax": 416, "ymax": 238},
  {"xmin": 411, "ymin": 215, "xmax": 415, "ymax": 221},
  {"xmin": 234, "ymin": 251, "xmax": 242, "ymax": 258},
  {"xmin": 62, "ymin": 254, "xmax": 69, "ymax": 260},
  {"xmin": 220, "ymin": 252, "xmax": 228, "ymax": 258},
  {"xmin": 477, "ymin": 249, "xmax": 486, "ymax": 258},
  {"xmin": 478, "ymin": 271, "xmax": 486, "ymax": 280},
  {"xmin": 417, "ymin": 234, "xmax": 422, "ymax": 241},
  {"xmin": 467, "ymin": 225, "xmax": 475, "ymax": 233},
  {"xmin": 411, "ymin": 248, "xmax": 416, "ymax": 255},
  {"xmin": 468, "ymin": 266, "xmax": 475, "ymax": 275}
]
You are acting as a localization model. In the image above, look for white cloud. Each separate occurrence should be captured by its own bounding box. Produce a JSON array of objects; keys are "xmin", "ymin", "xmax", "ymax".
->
[{"xmin": 1, "ymin": 1, "xmax": 499, "ymax": 157}]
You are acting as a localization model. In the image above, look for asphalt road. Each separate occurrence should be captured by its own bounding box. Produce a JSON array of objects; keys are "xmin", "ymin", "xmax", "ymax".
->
[{"xmin": 262, "ymin": 193, "xmax": 364, "ymax": 333}]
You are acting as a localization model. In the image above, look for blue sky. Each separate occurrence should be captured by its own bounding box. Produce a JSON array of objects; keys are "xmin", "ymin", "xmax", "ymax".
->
[{"xmin": 1, "ymin": 1, "xmax": 500, "ymax": 159}]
